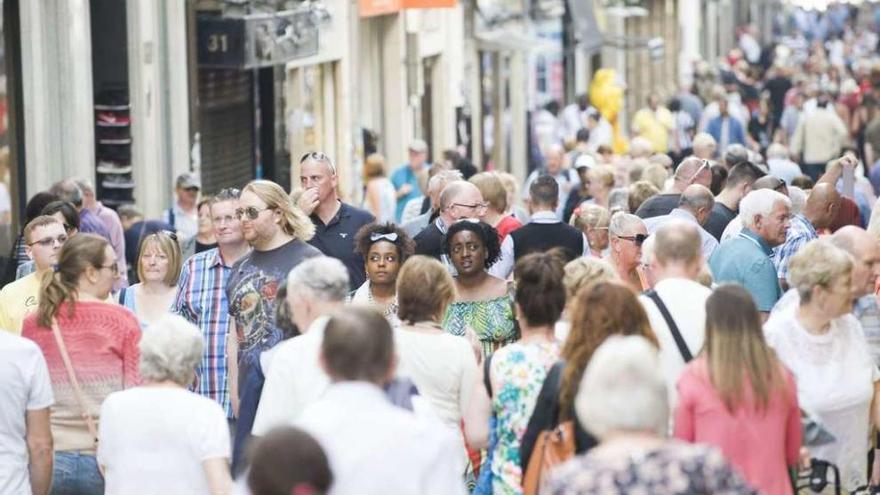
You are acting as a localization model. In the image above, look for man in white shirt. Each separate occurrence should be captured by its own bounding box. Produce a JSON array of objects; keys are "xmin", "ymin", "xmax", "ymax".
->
[
  {"xmin": 638, "ymin": 221, "xmax": 711, "ymax": 408},
  {"xmin": 643, "ymin": 184, "xmax": 719, "ymax": 261},
  {"xmin": 298, "ymin": 307, "xmax": 465, "ymax": 495},
  {"xmin": 0, "ymin": 332, "xmax": 54, "ymax": 495},
  {"xmin": 252, "ymin": 256, "xmax": 349, "ymax": 436}
]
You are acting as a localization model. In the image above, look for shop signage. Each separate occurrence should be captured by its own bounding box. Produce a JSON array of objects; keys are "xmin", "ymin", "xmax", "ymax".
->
[
  {"xmin": 198, "ymin": 11, "xmax": 319, "ymax": 69},
  {"xmin": 359, "ymin": 0, "xmax": 457, "ymax": 18}
]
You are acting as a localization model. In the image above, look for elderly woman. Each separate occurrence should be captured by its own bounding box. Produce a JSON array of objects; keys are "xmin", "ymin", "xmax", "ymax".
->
[
  {"xmin": 395, "ymin": 256, "xmax": 479, "ymax": 476},
  {"xmin": 351, "ymin": 222, "xmax": 415, "ymax": 324},
  {"xmin": 543, "ymin": 335, "xmax": 756, "ymax": 494},
  {"xmin": 569, "ymin": 203, "xmax": 611, "ymax": 258},
  {"xmin": 764, "ymin": 239, "xmax": 879, "ymax": 492},
  {"xmin": 98, "ymin": 314, "xmax": 232, "ymax": 494},
  {"xmin": 606, "ymin": 212, "xmax": 648, "ymax": 291},
  {"xmin": 118, "ymin": 230, "xmax": 182, "ymax": 329},
  {"xmin": 470, "ymin": 172, "xmax": 522, "ymax": 242}
]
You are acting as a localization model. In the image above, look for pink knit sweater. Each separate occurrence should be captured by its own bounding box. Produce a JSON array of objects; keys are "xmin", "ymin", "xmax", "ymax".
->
[{"xmin": 22, "ymin": 301, "xmax": 141, "ymax": 453}]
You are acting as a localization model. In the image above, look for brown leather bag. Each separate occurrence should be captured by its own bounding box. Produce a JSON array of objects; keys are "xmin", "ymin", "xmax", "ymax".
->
[{"xmin": 522, "ymin": 419, "xmax": 576, "ymax": 495}]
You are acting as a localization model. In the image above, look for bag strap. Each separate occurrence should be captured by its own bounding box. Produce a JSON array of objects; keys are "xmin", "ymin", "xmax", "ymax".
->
[
  {"xmin": 51, "ymin": 319, "xmax": 99, "ymax": 444},
  {"xmin": 644, "ymin": 289, "xmax": 693, "ymax": 363}
]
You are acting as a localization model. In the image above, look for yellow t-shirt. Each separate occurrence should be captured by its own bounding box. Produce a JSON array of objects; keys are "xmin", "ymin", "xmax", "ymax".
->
[{"xmin": 0, "ymin": 272, "xmax": 42, "ymax": 335}]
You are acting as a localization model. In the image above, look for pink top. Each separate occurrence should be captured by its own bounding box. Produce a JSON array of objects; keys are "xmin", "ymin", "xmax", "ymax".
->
[
  {"xmin": 22, "ymin": 301, "xmax": 141, "ymax": 453},
  {"xmin": 673, "ymin": 356, "xmax": 801, "ymax": 495}
]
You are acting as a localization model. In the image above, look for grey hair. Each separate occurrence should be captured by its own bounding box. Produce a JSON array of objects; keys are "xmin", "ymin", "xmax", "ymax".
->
[
  {"xmin": 609, "ymin": 212, "xmax": 645, "ymax": 237},
  {"xmin": 766, "ymin": 143, "xmax": 789, "ymax": 160},
  {"xmin": 287, "ymin": 256, "xmax": 350, "ymax": 303},
  {"xmin": 427, "ymin": 169, "xmax": 463, "ymax": 195},
  {"xmin": 140, "ymin": 314, "xmax": 204, "ymax": 386},
  {"xmin": 739, "ymin": 189, "xmax": 791, "ymax": 229},
  {"xmin": 575, "ymin": 335, "xmax": 668, "ymax": 439}
]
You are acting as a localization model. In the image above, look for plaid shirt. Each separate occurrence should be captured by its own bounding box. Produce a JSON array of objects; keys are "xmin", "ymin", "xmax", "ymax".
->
[
  {"xmin": 173, "ymin": 248, "xmax": 237, "ymax": 417},
  {"xmin": 774, "ymin": 213, "xmax": 817, "ymax": 283}
]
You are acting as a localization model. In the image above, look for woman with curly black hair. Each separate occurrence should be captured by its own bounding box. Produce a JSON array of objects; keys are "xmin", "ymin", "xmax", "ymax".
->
[
  {"xmin": 351, "ymin": 222, "xmax": 415, "ymax": 323},
  {"xmin": 442, "ymin": 220, "xmax": 516, "ymax": 359}
]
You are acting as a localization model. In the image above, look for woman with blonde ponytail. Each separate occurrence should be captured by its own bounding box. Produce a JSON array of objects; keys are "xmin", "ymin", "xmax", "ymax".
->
[{"xmin": 22, "ymin": 234, "xmax": 141, "ymax": 494}]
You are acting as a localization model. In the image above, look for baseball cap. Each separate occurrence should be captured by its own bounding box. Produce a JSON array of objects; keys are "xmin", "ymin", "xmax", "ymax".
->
[
  {"xmin": 574, "ymin": 154, "xmax": 597, "ymax": 171},
  {"xmin": 176, "ymin": 172, "xmax": 201, "ymax": 190},
  {"xmin": 408, "ymin": 139, "xmax": 428, "ymax": 153}
]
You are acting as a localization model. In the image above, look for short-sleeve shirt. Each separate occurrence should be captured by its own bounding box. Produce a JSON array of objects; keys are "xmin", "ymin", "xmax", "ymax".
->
[
  {"xmin": 0, "ymin": 332, "xmax": 53, "ymax": 494},
  {"xmin": 709, "ymin": 228, "xmax": 782, "ymax": 312},
  {"xmin": 97, "ymin": 387, "xmax": 230, "ymax": 494},
  {"xmin": 391, "ymin": 162, "xmax": 429, "ymax": 222},
  {"xmin": 308, "ymin": 202, "xmax": 375, "ymax": 290},
  {"xmin": 704, "ymin": 203, "xmax": 737, "ymax": 241},
  {"xmin": 227, "ymin": 238, "xmax": 321, "ymax": 386},
  {"xmin": 0, "ymin": 273, "xmax": 41, "ymax": 335}
]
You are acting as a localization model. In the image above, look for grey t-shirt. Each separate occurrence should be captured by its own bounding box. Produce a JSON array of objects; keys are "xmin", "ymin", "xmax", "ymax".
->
[{"xmin": 227, "ymin": 239, "xmax": 321, "ymax": 381}]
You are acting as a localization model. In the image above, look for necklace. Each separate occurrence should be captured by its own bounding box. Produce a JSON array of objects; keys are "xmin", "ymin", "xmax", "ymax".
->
[{"xmin": 367, "ymin": 282, "xmax": 398, "ymax": 317}]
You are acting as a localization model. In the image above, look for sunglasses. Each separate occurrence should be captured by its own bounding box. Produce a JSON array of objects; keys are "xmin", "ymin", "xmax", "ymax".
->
[
  {"xmin": 370, "ymin": 232, "xmax": 399, "ymax": 243},
  {"xmin": 300, "ymin": 151, "xmax": 330, "ymax": 164},
  {"xmin": 29, "ymin": 234, "xmax": 68, "ymax": 247},
  {"xmin": 235, "ymin": 206, "xmax": 270, "ymax": 221},
  {"xmin": 161, "ymin": 230, "xmax": 178, "ymax": 241},
  {"xmin": 686, "ymin": 159, "xmax": 711, "ymax": 183},
  {"xmin": 617, "ymin": 233, "xmax": 647, "ymax": 246}
]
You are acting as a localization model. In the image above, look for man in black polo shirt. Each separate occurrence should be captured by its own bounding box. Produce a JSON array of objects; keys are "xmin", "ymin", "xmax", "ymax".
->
[
  {"xmin": 297, "ymin": 152, "xmax": 374, "ymax": 289},
  {"xmin": 634, "ymin": 156, "xmax": 713, "ymax": 219},
  {"xmin": 489, "ymin": 175, "xmax": 589, "ymax": 279}
]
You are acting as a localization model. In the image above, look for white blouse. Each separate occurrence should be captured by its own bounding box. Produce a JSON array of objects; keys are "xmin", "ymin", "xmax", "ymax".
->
[{"xmin": 764, "ymin": 309, "xmax": 879, "ymax": 491}]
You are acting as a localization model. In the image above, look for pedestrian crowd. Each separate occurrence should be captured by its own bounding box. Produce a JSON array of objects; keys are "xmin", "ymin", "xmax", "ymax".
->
[{"xmin": 7, "ymin": 4, "xmax": 880, "ymax": 495}]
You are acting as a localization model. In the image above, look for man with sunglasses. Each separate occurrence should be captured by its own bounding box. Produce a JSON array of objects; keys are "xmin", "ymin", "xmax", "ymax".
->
[
  {"xmin": 0, "ymin": 216, "xmax": 67, "ymax": 334},
  {"xmin": 296, "ymin": 152, "xmax": 375, "ymax": 289},
  {"xmin": 635, "ymin": 157, "xmax": 713, "ymax": 219}
]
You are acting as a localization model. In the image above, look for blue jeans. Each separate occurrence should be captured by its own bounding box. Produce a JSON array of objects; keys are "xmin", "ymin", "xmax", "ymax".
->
[
  {"xmin": 231, "ymin": 360, "xmax": 265, "ymax": 477},
  {"xmin": 51, "ymin": 451, "xmax": 104, "ymax": 495}
]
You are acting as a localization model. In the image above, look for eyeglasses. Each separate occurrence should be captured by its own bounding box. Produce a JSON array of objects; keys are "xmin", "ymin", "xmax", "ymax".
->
[
  {"xmin": 370, "ymin": 232, "xmax": 399, "ymax": 243},
  {"xmin": 235, "ymin": 206, "xmax": 270, "ymax": 221},
  {"xmin": 161, "ymin": 230, "xmax": 178, "ymax": 241},
  {"xmin": 29, "ymin": 234, "xmax": 68, "ymax": 247},
  {"xmin": 450, "ymin": 202, "xmax": 488, "ymax": 212},
  {"xmin": 98, "ymin": 263, "xmax": 119, "ymax": 276},
  {"xmin": 770, "ymin": 177, "xmax": 786, "ymax": 192},
  {"xmin": 617, "ymin": 233, "xmax": 648, "ymax": 246},
  {"xmin": 686, "ymin": 159, "xmax": 711, "ymax": 184}
]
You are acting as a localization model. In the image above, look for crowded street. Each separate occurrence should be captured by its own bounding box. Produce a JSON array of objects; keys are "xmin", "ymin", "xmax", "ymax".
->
[{"xmin": 4, "ymin": 0, "xmax": 880, "ymax": 494}]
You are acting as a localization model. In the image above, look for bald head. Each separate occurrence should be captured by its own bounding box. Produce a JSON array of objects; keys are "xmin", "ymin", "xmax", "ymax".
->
[
  {"xmin": 804, "ymin": 183, "xmax": 840, "ymax": 229},
  {"xmin": 439, "ymin": 181, "xmax": 484, "ymax": 222},
  {"xmin": 753, "ymin": 175, "xmax": 788, "ymax": 196},
  {"xmin": 831, "ymin": 226, "xmax": 880, "ymax": 297},
  {"xmin": 678, "ymin": 184, "xmax": 715, "ymax": 225},
  {"xmin": 673, "ymin": 157, "xmax": 711, "ymax": 191}
]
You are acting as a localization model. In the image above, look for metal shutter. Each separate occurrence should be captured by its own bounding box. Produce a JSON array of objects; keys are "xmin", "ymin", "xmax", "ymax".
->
[{"xmin": 198, "ymin": 68, "xmax": 254, "ymax": 194}]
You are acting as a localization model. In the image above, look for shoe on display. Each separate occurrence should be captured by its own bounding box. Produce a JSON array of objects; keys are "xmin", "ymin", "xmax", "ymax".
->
[{"xmin": 96, "ymin": 161, "xmax": 133, "ymax": 175}]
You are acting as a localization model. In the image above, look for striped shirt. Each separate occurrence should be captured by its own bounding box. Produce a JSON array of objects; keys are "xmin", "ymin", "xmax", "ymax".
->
[{"xmin": 173, "ymin": 248, "xmax": 238, "ymax": 417}]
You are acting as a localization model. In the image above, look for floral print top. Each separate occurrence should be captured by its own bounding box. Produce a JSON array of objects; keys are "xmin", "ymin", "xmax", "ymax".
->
[
  {"xmin": 443, "ymin": 294, "xmax": 517, "ymax": 359},
  {"xmin": 543, "ymin": 441, "xmax": 757, "ymax": 495},
  {"xmin": 489, "ymin": 340, "xmax": 560, "ymax": 495}
]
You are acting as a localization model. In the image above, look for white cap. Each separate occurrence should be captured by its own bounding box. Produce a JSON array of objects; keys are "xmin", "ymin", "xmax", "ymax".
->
[{"xmin": 575, "ymin": 154, "xmax": 597, "ymax": 170}]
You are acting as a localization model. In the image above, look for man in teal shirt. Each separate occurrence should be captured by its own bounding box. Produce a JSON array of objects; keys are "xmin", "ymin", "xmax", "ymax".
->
[
  {"xmin": 390, "ymin": 139, "xmax": 430, "ymax": 222},
  {"xmin": 709, "ymin": 188, "xmax": 791, "ymax": 320}
]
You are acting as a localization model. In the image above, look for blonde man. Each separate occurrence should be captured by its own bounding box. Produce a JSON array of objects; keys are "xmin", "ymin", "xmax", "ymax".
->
[
  {"xmin": 227, "ymin": 179, "xmax": 321, "ymax": 473},
  {"xmin": 0, "ymin": 216, "xmax": 67, "ymax": 334}
]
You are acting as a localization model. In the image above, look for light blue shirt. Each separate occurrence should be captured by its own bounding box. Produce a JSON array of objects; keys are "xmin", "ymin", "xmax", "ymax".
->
[
  {"xmin": 390, "ymin": 162, "xmax": 429, "ymax": 222},
  {"xmin": 709, "ymin": 228, "xmax": 782, "ymax": 312}
]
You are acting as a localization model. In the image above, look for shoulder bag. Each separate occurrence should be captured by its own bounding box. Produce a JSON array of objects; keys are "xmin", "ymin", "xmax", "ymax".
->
[
  {"xmin": 522, "ymin": 362, "xmax": 575, "ymax": 495},
  {"xmin": 644, "ymin": 289, "xmax": 693, "ymax": 363},
  {"xmin": 51, "ymin": 318, "xmax": 99, "ymax": 448}
]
